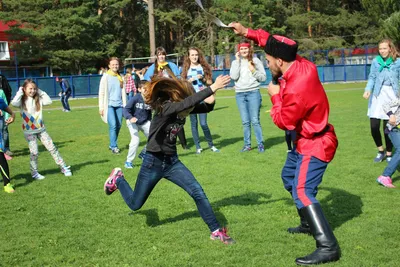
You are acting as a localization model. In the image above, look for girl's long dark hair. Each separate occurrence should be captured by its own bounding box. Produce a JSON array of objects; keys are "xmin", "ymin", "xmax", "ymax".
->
[
  {"xmin": 143, "ymin": 76, "xmax": 194, "ymax": 113},
  {"xmin": 181, "ymin": 47, "xmax": 212, "ymax": 85},
  {"xmin": 154, "ymin": 47, "xmax": 167, "ymax": 73},
  {"xmin": 21, "ymin": 79, "xmax": 41, "ymax": 111}
]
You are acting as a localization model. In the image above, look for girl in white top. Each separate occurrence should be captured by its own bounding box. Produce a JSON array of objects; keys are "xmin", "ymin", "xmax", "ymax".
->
[
  {"xmin": 363, "ymin": 39, "xmax": 400, "ymax": 162},
  {"xmin": 11, "ymin": 79, "xmax": 72, "ymax": 179}
]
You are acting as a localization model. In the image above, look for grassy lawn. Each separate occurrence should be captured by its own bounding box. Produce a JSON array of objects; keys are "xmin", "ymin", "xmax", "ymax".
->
[{"xmin": 1, "ymin": 82, "xmax": 399, "ymax": 266}]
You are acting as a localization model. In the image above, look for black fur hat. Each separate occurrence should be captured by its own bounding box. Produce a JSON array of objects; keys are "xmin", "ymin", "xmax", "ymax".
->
[{"xmin": 264, "ymin": 35, "xmax": 298, "ymax": 62}]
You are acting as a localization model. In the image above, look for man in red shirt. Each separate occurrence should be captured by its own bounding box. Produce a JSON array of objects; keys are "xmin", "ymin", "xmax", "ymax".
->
[{"xmin": 229, "ymin": 22, "xmax": 340, "ymax": 265}]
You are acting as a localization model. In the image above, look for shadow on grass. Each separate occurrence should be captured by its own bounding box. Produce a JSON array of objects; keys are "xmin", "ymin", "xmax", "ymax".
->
[
  {"xmin": 135, "ymin": 192, "xmax": 289, "ymax": 227},
  {"xmin": 214, "ymin": 136, "xmax": 244, "ymax": 150},
  {"xmin": 283, "ymin": 187, "xmax": 363, "ymax": 231},
  {"xmin": 264, "ymin": 136, "xmax": 286, "ymax": 149},
  {"xmin": 213, "ymin": 106, "xmax": 229, "ymax": 112},
  {"xmin": 11, "ymin": 159, "xmax": 110, "ymax": 188},
  {"xmin": 319, "ymin": 187, "xmax": 363, "ymax": 230},
  {"xmin": 10, "ymin": 140, "xmax": 75, "ymax": 157},
  {"xmin": 177, "ymin": 134, "xmax": 243, "ymax": 155},
  {"xmin": 178, "ymin": 134, "xmax": 286, "ymax": 154},
  {"xmin": 392, "ymin": 171, "xmax": 400, "ymax": 183}
]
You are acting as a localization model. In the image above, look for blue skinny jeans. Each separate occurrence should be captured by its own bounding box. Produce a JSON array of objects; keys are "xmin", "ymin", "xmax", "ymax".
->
[{"xmin": 116, "ymin": 152, "xmax": 220, "ymax": 232}]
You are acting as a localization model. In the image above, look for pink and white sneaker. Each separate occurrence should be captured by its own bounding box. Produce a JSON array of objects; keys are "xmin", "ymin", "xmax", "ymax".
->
[
  {"xmin": 104, "ymin": 168, "xmax": 124, "ymax": 195},
  {"xmin": 210, "ymin": 228, "xmax": 235, "ymax": 245},
  {"xmin": 376, "ymin": 175, "xmax": 396, "ymax": 188}
]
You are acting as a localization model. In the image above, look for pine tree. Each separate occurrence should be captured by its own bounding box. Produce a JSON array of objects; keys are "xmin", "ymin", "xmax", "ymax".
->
[{"xmin": 0, "ymin": 0, "xmax": 111, "ymax": 74}]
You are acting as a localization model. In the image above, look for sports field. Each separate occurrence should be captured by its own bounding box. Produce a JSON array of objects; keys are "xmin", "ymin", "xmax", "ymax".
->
[{"xmin": 1, "ymin": 82, "xmax": 398, "ymax": 266}]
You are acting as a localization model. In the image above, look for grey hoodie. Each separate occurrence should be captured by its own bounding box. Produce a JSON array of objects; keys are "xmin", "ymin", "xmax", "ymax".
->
[
  {"xmin": 229, "ymin": 57, "xmax": 266, "ymax": 93},
  {"xmin": 383, "ymin": 98, "xmax": 400, "ymax": 130}
]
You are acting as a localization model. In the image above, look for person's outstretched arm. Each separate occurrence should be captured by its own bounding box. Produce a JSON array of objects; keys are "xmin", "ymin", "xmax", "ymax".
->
[
  {"xmin": 228, "ymin": 22, "xmax": 270, "ymax": 47},
  {"xmin": 162, "ymin": 75, "xmax": 231, "ymax": 116}
]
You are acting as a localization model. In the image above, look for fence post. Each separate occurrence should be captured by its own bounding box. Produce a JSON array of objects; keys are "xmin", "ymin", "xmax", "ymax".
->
[
  {"xmin": 54, "ymin": 77, "xmax": 57, "ymax": 97},
  {"xmin": 14, "ymin": 50, "xmax": 18, "ymax": 82},
  {"xmin": 341, "ymin": 49, "xmax": 344, "ymax": 65},
  {"xmin": 70, "ymin": 76, "xmax": 75, "ymax": 98},
  {"xmin": 88, "ymin": 75, "xmax": 91, "ymax": 95},
  {"xmin": 365, "ymin": 64, "xmax": 368, "ymax": 80}
]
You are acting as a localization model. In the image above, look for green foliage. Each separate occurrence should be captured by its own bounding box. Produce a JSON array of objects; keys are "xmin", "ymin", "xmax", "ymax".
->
[
  {"xmin": 0, "ymin": 0, "xmax": 107, "ymax": 74},
  {"xmin": 382, "ymin": 11, "xmax": 400, "ymax": 42},
  {"xmin": 0, "ymin": 0, "xmax": 399, "ymax": 72}
]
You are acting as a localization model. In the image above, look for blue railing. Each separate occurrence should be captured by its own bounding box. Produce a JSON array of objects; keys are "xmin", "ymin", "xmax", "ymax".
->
[
  {"xmin": 7, "ymin": 64, "xmax": 370, "ymax": 98},
  {"xmin": 8, "ymin": 75, "xmax": 102, "ymax": 98}
]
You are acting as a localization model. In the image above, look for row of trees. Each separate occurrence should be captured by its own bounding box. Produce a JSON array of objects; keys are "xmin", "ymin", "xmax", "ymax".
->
[{"xmin": 0, "ymin": 0, "xmax": 399, "ymax": 74}]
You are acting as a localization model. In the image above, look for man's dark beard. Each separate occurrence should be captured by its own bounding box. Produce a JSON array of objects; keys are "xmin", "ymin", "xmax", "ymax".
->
[{"xmin": 271, "ymin": 70, "xmax": 282, "ymax": 85}]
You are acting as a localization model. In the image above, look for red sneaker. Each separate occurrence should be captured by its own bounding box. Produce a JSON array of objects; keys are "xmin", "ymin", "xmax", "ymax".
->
[
  {"xmin": 104, "ymin": 168, "xmax": 124, "ymax": 195},
  {"xmin": 210, "ymin": 228, "xmax": 235, "ymax": 245},
  {"xmin": 377, "ymin": 175, "xmax": 396, "ymax": 188}
]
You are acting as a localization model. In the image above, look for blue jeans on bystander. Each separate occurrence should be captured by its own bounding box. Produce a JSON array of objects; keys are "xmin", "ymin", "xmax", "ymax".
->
[
  {"xmin": 235, "ymin": 89, "xmax": 263, "ymax": 147},
  {"xmin": 190, "ymin": 113, "xmax": 214, "ymax": 150},
  {"xmin": 383, "ymin": 128, "xmax": 400, "ymax": 177},
  {"xmin": 107, "ymin": 106, "xmax": 123, "ymax": 149},
  {"xmin": 61, "ymin": 92, "xmax": 71, "ymax": 111}
]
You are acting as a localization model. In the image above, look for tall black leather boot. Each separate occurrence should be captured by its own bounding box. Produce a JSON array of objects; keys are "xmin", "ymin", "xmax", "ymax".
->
[
  {"xmin": 295, "ymin": 203, "xmax": 340, "ymax": 265},
  {"xmin": 288, "ymin": 208, "xmax": 311, "ymax": 234}
]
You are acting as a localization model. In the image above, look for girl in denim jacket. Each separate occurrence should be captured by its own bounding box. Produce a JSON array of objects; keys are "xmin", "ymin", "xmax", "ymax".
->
[{"xmin": 363, "ymin": 39, "xmax": 400, "ymax": 163}]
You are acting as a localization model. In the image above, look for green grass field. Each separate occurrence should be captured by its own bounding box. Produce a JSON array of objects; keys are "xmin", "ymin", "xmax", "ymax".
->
[{"xmin": 1, "ymin": 82, "xmax": 399, "ymax": 266}]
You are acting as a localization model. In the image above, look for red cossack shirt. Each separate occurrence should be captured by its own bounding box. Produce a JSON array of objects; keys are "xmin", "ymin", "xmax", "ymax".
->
[{"xmin": 247, "ymin": 29, "xmax": 338, "ymax": 162}]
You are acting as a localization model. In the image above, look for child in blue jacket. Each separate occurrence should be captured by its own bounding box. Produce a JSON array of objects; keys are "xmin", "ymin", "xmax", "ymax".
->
[{"xmin": 123, "ymin": 81, "xmax": 152, "ymax": 168}]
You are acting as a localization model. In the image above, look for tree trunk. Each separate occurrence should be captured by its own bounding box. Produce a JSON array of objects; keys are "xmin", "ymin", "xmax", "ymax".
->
[
  {"xmin": 208, "ymin": 23, "xmax": 215, "ymax": 67},
  {"xmin": 147, "ymin": 0, "xmax": 156, "ymax": 60},
  {"xmin": 307, "ymin": 0, "xmax": 312, "ymax": 37},
  {"xmin": 224, "ymin": 36, "xmax": 230, "ymax": 69}
]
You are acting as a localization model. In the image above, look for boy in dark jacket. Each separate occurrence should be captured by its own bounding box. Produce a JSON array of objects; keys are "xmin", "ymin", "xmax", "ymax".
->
[
  {"xmin": 123, "ymin": 81, "xmax": 152, "ymax": 168},
  {"xmin": 58, "ymin": 77, "xmax": 72, "ymax": 112}
]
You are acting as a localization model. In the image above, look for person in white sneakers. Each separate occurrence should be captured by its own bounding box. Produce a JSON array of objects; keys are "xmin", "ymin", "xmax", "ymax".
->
[
  {"xmin": 11, "ymin": 79, "xmax": 72, "ymax": 179},
  {"xmin": 181, "ymin": 47, "xmax": 221, "ymax": 154},
  {"xmin": 123, "ymin": 81, "xmax": 152, "ymax": 169}
]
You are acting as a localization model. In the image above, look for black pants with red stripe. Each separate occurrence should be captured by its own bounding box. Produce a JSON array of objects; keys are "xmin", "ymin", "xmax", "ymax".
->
[{"xmin": 281, "ymin": 149, "xmax": 328, "ymax": 209}]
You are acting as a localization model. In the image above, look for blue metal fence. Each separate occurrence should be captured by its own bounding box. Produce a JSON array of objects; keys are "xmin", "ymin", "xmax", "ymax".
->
[
  {"xmin": 7, "ymin": 64, "xmax": 369, "ymax": 98},
  {"xmin": 8, "ymin": 75, "xmax": 102, "ymax": 98}
]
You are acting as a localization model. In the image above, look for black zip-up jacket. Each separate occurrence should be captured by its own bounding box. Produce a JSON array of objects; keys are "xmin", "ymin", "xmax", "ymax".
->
[{"xmin": 146, "ymin": 87, "xmax": 215, "ymax": 154}]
